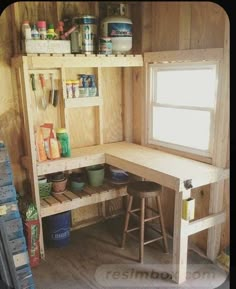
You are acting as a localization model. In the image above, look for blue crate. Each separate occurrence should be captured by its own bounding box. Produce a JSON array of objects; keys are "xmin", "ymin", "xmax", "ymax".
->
[
  {"xmin": 0, "ymin": 201, "xmax": 20, "ymax": 221},
  {"xmin": 0, "ymin": 147, "xmax": 9, "ymax": 163},
  {"xmin": 9, "ymin": 237, "xmax": 27, "ymax": 255},
  {"xmin": 16, "ymin": 264, "xmax": 35, "ymax": 289},
  {"xmin": 5, "ymin": 217, "xmax": 24, "ymax": 240},
  {"xmin": 0, "ymin": 184, "xmax": 17, "ymax": 204},
  {"xmin": 0, "ymin": 161, "xmax": 13, "ymax": 187}
]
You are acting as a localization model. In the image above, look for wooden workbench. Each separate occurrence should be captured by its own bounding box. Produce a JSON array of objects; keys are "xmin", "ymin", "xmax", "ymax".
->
[{"xmin": 28, "ymin": 141, "xmax": 229, "ymax": 284}]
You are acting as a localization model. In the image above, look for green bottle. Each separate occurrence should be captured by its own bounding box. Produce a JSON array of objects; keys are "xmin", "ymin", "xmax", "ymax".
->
[{"xmin": 56, "ymin": 128, "xmax": 71, "ymax": 157}]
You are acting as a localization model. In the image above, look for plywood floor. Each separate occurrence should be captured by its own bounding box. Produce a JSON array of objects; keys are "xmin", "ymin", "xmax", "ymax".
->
[{"xmin": 32, "ymin": 216, "xmax": 229, "ymax": 289}]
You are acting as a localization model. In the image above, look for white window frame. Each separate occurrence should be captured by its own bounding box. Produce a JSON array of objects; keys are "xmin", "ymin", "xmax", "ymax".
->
[
  {"xmin": 143, "ymin": 49, "xmax": 224, "ymax": 163},
  {"xmin": 148, "ymin": 61, "xmax": 218, "ymax": 158}
]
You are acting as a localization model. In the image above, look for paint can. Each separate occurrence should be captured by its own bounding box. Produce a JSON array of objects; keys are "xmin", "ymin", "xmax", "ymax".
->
[
  {"xmin": 78, "ymin": 15, "xmax": 97, "ymax": 54},
  {"xmin": 99, "ymin": 37, "xmax": 112, "ymax": 54}
]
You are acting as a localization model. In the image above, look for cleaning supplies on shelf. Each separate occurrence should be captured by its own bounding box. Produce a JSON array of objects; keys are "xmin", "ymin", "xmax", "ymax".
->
[
  {"xmin": 56, "ymin": 128, "xmax": 71, "ymax": 157},
  {"xmin": 40, "ymin": 123, "xmax": 60, "ymax": 160}
]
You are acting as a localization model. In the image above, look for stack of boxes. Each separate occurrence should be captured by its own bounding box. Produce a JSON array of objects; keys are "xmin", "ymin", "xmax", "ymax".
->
[{"xmin": 0, "ymin": 142, "xmax": 35, "ymax": 289}]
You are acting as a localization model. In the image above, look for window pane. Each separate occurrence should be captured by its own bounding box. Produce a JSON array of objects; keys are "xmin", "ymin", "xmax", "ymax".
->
[
  {"xmin": 152, "ymin": 107, "xmax": 211, "ymax": 150},
  {"xmin": 154, "ymin": 67, "xmax": 216, "ymax": 108}
]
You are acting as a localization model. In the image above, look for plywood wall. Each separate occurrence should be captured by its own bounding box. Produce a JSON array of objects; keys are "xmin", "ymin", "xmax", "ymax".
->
[
  {"xmin": 0, "ymin": 1, "xmax": 229, "ymax": 251},
  {"xmin": 131, "ymin": 1, "xmax": 229, "ymax": 252}
]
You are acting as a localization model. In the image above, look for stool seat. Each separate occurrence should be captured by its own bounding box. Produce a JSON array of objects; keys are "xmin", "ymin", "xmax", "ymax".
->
[
  {"xmin": 127, "ymin": 181, "xmax": 162, "ymax": 198},
  {"xmin": 121, "ymin": 180, "xmax": 168, "ymax": 263}
]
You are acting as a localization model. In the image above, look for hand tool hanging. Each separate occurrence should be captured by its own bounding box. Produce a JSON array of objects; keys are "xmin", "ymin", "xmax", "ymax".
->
[
  {"xmin": 50, "ymin": 73, "xmax": 58, "ymax": 107},
  {"xmin": 39, "ymin": 73, "xmax": 47, "ymax": 110},
  {"xmin": 30, "ymin": 73, "xmax": 38, "ymax": 112}
]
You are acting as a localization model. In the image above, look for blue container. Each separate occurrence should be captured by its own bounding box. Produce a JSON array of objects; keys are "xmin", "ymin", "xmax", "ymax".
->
[{"xmin": 45, "ymin": 211, "xmax": 71, "ymax": 247}]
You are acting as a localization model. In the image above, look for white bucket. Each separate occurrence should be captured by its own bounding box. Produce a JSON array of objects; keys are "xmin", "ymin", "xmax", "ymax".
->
[{"xmin": 100, "ymin": 16, "xmax": 132, "ymax": 54}]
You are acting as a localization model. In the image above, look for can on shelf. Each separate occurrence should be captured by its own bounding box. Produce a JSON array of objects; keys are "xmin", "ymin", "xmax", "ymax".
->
[
  {"xmin": 99, "ymin": 37, "xmax": 112, "ymax": 55},
  {"xmin": 78, "ymin": 15, "xmax": 97, "ymax": 54}
]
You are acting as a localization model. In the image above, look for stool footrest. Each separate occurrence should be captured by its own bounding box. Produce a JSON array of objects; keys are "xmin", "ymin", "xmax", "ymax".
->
[
  {"xmin": 130, "ymin": 208, "xmax": 141, "ymax": 213},
  {"xmin": 144, "ymin": 215, "xmax": 160, "ymax": 222},
  {"xmin": 129, "ymin": 211, "xmax": 139, "ymax": 218},
  {"xmin": 144, "ymin": 236, "xmax": 163, "ymax": 246},
  {"xmin": 127, "ymin": 227, "xmax": 140, "ymax": 233}
]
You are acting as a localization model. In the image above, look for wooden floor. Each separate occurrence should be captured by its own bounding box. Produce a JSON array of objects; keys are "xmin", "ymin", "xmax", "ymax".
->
[{"xmin": 32, "ymin": 216, "xmax": 228, "ymax": 289}]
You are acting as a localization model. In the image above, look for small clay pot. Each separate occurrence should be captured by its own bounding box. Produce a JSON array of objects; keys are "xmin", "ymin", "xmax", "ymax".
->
[{"xmin": 52, "ymin": 178, "xmax": 67, "ymax": 193}]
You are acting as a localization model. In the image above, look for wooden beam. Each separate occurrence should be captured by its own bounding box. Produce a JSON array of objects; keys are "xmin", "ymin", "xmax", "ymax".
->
[
  {"xmin": 25, "ymin": 54, "xmax": 143, "ymax": 69},
  {"xmin": 207, "ymin": 15, "xmax": 229, "ymax": 261},
  {"xmin": 185, "ymin": 211, "xmax": 226, "ymax": 236},
  {"xmin": 144, "ymin": 48, "xmax": 223, "ymax": 63},
  {"xmin": 172, "ymin": 189, "xmax": 190, "ymax": 284},
  {"xmin": 123, "ymin": 67, "xmax": 133, "ymax": 142},
  {"xmin": 10, "ymin": 2, "xmax": 20, "ymax": 55}
]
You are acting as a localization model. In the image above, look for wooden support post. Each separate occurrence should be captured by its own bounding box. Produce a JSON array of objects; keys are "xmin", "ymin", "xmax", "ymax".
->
[
  {"xmin": 19, "ymin": 58, "xmax": 45, "ymax": 259},
  {"xmin": 123, "ymin": 67, "xmax": 133, "ymax": 142},
  {"xmin": 172, "ymin": 188, "xmax": 190, "ymax": 284},
  {"xmin": 207, "ymin": 16, "xmax": 229, "ymax": 261}
]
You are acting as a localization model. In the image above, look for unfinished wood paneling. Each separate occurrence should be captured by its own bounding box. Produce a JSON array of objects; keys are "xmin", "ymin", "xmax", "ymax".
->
[
  {"xmin": 101, "ymin": 68, "xmax": 123, "ymax": 143},
  {"xmin": 55, "ymin": 2, "xmax": 91, "ymax": 21},
  {"xmin": 141, "ymin": 2, "xmax": 152, "ymax": 52},
  {"xmin": 0, "ymin": 7, "xmax": 26, "ymax": 193},
  {"xmin": 67, "ymin": 107, "xmax": 97, "ymax": 148},
  {"xmin": 151, "ymin": 2, "xmax": 180, "ymax": 51},
  {"xmin": 190, "ymin": 2, "xmax": 225, "ymax": 49},
  {"xmin": 189, "ymin": 186, "xmax": 210, "ymax": 251}
]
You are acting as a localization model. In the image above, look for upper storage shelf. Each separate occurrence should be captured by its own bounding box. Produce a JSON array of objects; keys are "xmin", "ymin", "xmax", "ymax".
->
[{"xmin": 12, "ymin": 54, "xmax": 143, "ymax": 69}]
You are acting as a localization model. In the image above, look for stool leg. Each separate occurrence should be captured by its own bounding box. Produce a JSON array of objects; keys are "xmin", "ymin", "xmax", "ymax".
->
[
  {"xmin": 121, "ymin": 195, "xmax": 133, "ymax": 248},
  {"xmin": 139, "ymin": 198, "xmax": 145, "ymax": 263},
  {"xmin": 156, "ymin": 196, "xmax": 169, "ymax": 253}
]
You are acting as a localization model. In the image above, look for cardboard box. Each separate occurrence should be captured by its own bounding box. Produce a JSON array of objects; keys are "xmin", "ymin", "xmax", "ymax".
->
[{"xmin": 23, "ymin": 39, "xmax": 71, "ymax": 54}]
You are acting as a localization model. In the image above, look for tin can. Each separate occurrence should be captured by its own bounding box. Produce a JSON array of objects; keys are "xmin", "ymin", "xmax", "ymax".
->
[
  {"xmin": 65, "ymin": 80, "xmax": 73, "ymax": 98},
  {"xmin": 78, "ymin": 16, "xmax": 97, "ymax": 54},
  {"xmin": 78, "ymin": 74, "xmax": 88, "ymax": 97},
  {"xmin": 99, "ymin": 37, "xmax": 112, "ymax": 55},
  {"xmin": 72, "ymin": 80, "xmax": 80, "ymax": 98}
]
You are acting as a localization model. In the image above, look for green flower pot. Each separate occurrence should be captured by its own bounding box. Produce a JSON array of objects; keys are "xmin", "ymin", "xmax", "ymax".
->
[{"xmin": 86, "ymin": 165, "xmax": 104, "ymax": 187}]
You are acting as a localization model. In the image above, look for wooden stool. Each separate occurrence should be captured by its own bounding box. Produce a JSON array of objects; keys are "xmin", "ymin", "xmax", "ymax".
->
[{"xmin": 121, "ymin": 181, "xmax": 169, "ymax": 263}]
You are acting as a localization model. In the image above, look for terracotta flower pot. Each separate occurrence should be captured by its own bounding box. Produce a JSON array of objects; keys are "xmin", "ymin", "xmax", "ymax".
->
[{"xmin": 52, "ymin": 178, "xmax": 67, "ymax": 193}]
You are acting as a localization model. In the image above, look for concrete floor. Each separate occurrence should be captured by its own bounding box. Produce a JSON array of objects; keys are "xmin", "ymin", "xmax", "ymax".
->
[{"xmin": 32, "ymin": 216, "xmax": 229, "ymax": 289}]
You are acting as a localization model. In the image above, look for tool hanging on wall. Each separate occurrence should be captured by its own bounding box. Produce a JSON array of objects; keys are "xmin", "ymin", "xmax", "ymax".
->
[
  {"xmin": 39, "ymin": 73, "xmax": 47, "ymax": 110},
  {"xmin": 30, "ymin": 73, "xmax": 38, "ymax": 112},
  {"xmin": 50, "ymin": 73, "xmax": 58, "ymax": 107}
]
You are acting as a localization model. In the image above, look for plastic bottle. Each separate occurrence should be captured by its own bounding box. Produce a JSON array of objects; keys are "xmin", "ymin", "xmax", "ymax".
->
[
  {"xmin": 31, "ymin": 24, "xmax": 40, "ymax": 40},
  {"xmin": 37, "ymin": 21, "xmax": 47, "ymax": 40},
  {"xmin": 56, "ymin": 128, "xmax": 71, "ymax": 157},
  {"xmin": 22, "ymin": 20, "xmax": 32, "ymax": 39},
  {"xmin": 47, "ymin": 24, "xmax": 57, "ymax": 40}
]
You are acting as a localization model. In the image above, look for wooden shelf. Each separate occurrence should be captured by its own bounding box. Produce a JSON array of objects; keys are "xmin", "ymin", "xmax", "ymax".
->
[
  {"xmin": 40, "ymin": 182, "xmax": 127, "ymax": 218},
  {"xmin": 64, "ymin": 96, "xmax": 102, "ymax": 108},
  {"xmin": 36, "ymin": 144, "xmax": 107, "ymax": 176},
  {"xmin": 12, "ymin": 54, "xmax": 143, "ymax": 69}
]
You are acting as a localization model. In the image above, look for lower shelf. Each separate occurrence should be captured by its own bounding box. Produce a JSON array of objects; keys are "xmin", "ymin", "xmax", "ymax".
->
[{"xmin": 40, "ymin": 182, "xmax": 127, "ymax": 218}]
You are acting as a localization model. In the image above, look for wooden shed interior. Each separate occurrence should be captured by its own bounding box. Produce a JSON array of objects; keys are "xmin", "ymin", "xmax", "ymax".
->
[{"xmin": 0, "ymin": 1, "xmax": 229, "ymax": 288}]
